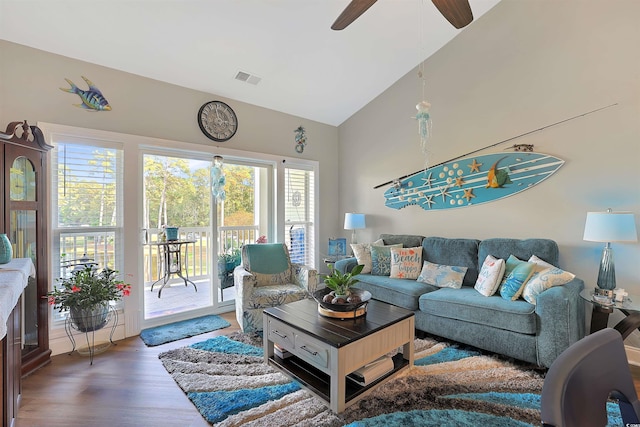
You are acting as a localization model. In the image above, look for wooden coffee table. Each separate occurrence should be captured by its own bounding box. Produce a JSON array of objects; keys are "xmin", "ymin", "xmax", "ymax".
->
[{"xmin": 263, "ymin": 298, "xmax": 414, "ymax": 413}]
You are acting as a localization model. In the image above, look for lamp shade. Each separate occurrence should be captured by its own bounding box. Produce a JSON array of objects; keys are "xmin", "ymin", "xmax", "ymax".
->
[
  {"xmin": 344, "ymin": 213, "xmax": 366, "ymax": 230},
  {"xmin": 583, "ymin": 211, "xmax": 638, "ymax": 243}
]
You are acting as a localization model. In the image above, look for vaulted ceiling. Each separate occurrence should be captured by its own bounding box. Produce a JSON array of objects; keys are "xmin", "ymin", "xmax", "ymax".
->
[{"xmin": 0, "ymin": 0, "xmax": 501, "ymax": 126}]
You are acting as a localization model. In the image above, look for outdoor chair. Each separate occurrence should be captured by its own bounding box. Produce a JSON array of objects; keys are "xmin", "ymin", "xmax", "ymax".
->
[{"xmin": 234, "ymin": 243, "xmax": 318, "ymax": 333}]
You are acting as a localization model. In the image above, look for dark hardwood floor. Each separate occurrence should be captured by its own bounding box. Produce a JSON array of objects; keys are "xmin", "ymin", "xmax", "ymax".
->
[
  {"xmin": 15, "ymin": 311, "xmax": 239, "ymax": 427},
  {"xmin": 14, "ymin": 314, "xmax": 640, "ymax": 426}
]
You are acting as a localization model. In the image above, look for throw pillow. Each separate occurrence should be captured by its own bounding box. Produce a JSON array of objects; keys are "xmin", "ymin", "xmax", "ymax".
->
[
  {"xmin": 474, "ymin": 255, "xmax": 506, "ymax": 296},
  {"xmin": 499, "ymin": 255, "xmax": 536, "ymax": 301},
  {"xmin": 370, "ymin": 244, "xmax": 402, "ymax": 276},
  {"xmin": 390, "ymin": 247, "xmax": 423, "ymax": 279},
  {"xmin": 416, "ymin": 261, "xmax": 468, "ymax": 289},
  {"xmin": 521, "ymin": 255, "xmax": 576, "ymax": 304},
  {"xmin": 350, "ymin": 239, "xmax": 384, "ymax": 274}
]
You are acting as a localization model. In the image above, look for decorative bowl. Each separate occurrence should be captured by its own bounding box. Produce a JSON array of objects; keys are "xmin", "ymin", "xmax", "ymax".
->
[{"xmin": 313, "ymin": 287, "xmax": 371, "ymax": 312}]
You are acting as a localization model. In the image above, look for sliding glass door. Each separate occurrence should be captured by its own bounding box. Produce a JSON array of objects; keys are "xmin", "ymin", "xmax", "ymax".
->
[
  {"xmin": 142, "ymin": 153, "xmax": 214, "ymax": 320},
  {"xmin": 142, "ymin": 153, "xmax": 273, "ymax": 320},
  {"xmin": 216, "ymin": 160, "xmax": 272, "ymax": 303}
]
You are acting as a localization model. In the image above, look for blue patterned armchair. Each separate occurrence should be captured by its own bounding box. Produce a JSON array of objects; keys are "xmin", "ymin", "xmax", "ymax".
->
[{"xmin": 234, "ymin": 243, "xmax": 318, "ymax": 332}]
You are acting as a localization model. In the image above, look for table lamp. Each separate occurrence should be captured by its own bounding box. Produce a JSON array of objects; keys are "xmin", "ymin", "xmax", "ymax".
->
[
  {"xmin": 344, "ymin": 213, "xmax": 366, "ymax": 246},
  {"xmin": 583, "ymin": 209, "xmax": 637, "ymax": 290}
]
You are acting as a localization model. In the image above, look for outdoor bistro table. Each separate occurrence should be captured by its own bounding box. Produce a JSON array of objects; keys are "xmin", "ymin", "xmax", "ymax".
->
[{"xmin": 147, "ymin": 240, "xmax": 197, "ymax": 298}]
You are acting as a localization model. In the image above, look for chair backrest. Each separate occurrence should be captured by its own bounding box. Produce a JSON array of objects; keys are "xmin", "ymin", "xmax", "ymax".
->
[
  {"xmin": 541, "ymin": 328, "xmax": 640, "ymax": 426},
  {"xmin": 241, "ymin": 243, "xmax": 292, "ymax": 285}
]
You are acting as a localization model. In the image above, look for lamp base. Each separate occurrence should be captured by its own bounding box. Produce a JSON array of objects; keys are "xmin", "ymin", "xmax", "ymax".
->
[{"xmin": 596, "ymin": 244, "xmax": 616, "ymax": 290}]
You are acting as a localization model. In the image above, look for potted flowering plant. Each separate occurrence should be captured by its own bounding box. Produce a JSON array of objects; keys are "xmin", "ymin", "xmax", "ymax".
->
[{"xmin": 47, "ymin": 266, "xmax": 131, "ymax": 332}]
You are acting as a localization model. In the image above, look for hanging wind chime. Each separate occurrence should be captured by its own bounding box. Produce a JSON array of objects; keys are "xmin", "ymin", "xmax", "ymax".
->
[
  {"xmin": 211, "ymin": 155, "xmax": 226, "ymax": 202},
  {"xmin": 414, "ymin": 0, "xmax": 432, "ymax": 168}
]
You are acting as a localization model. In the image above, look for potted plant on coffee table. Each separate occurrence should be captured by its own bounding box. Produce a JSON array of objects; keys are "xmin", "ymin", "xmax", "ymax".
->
[
  {"xmin": 47, "ymin": 266, "xmax": 131, "ymax": 332},
  {"xmin": 321, "ymin": 263, "xmax": 364, "ymax": 303}
]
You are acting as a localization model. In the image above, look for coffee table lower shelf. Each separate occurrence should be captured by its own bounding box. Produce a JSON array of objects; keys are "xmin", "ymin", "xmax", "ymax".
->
[{"xmin": 268, "ymin": 352, "xmax": 409, "ymax": 405}]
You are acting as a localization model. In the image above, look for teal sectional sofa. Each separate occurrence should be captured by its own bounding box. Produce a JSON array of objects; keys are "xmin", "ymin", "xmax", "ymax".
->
[{"xmin": 334, "ymin": 234, "xmax": 585, "ymax": 368}]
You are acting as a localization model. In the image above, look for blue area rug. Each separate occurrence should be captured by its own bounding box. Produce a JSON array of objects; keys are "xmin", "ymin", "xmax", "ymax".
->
[
  {"xmin": 159, "ymin": 334, "xmax": 623, "ymax": 426},
  {"xmin": 139, "ymin": 314, "xmax": 230, "ymax": 346}
]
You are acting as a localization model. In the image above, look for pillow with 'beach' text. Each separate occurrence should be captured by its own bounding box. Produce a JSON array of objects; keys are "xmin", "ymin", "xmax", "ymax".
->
[{"xmin": 390, "ymin": 246, "xmax": 423, "ymax": 279}]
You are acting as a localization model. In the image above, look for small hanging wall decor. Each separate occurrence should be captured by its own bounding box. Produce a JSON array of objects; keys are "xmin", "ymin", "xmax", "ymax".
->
[
  {"xmin": 60, "ymin": 76, "xmax": 112, "ymax": 111},
  {"xmin": 211, "ymin": 155, "xmax": 226, "ymax": 202},
  {"xmin": 294, "ymin": 126, "xmax": 307, "ymax": 153}
]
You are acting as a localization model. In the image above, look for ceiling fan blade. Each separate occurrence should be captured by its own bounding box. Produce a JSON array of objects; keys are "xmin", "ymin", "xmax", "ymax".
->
[
  {"xmin": 431, "ymin": 0, "xmax": 473, "ymax": 29},
  {"xmin": 331, "ymin": 0, "xmax": 378, "ymax": 30}
]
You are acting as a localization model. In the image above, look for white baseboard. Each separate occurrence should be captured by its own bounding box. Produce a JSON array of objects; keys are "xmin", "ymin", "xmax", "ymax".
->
[
  {"xmin": 49, "ymin": 324, "xmax": 127, "ymax": 356},
  {"xmin": 626, "ymin": 344, "xmax": 640, "ymax": 366}
]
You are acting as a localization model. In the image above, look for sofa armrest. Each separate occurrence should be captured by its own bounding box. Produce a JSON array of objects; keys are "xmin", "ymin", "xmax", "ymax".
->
[
  {"xmin": 292, "ymin": 264, "xmax": 318, "ymax": 294},
  {"xmin": 535, "ymin": 278, "xmax": 585, "ymax": 367},
  {"xmin": 334, "ymin": 257, "xmax": 358, "ymax": 274}
]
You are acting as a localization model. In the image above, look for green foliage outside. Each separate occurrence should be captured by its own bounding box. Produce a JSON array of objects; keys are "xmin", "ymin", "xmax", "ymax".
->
[
  {"xmin": 142, "ymin": 155, "xmax": 256, "ymax": 228},
  {"xmin": 58, "ymin": 150, "xmax": 257, "ymax": 229}
]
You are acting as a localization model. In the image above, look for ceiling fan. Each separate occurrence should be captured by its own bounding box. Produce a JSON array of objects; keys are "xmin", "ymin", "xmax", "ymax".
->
[{"xmin": 331, "ymin": 0, "xmax": 474, "ymax": 30}]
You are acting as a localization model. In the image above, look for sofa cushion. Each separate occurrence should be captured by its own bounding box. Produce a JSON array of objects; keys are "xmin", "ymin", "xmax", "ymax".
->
[
  {"xmin": 380, "ymin": 234, "xmax": 425, "ymax": 248},
  {"xmin": 499, "ymin": 256, "xmax": 536, "ymax": 301},
  {"xmin": 370, "ymin": 244, "xmax": 401, "ymax": 276},
  {"xmin": 390, "ymin": 247, "xmax": 423, "ymax": 279},
  {"xmin": 474, "ymin": 255, "xmax": 506, "ymax": 296},
  {"xmin": 350, "ymin": 239, "xmax": 384, "ymax": 274},
  {"xmin": 522, "ymin": 255, "xmax": 576, "ymax": 305},
  {"xmin": 354, "ymin": 275, "xmax": 437, "ymax": 311},
  {"xmin": 416, "ymin": 261, "xmax": 468, "ymax": 289},
  {"xmin": 422, "ymin": 237, "xmax": 480, "ymax": 286},
  {"xmin": 419, "ymin": 287, "xmax": 536, "ymax": 334},
  {"xmin": 479, "ymin": 238, "xmax": 559, "ymax": 269}
]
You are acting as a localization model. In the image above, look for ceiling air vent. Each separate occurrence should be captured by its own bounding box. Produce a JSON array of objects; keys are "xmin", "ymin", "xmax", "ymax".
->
[{"xmin": 234, "ymin": 70, "xmax": 261, "ymax": 85}]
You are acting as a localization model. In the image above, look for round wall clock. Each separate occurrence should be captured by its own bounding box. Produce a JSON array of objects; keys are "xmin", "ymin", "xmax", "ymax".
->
[{"xmin": 197, "ymin": 101, "xmax": 238, "ymax": 142}]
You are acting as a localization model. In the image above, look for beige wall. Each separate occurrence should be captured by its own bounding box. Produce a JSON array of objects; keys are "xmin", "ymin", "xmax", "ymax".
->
[
  {"xmin": 0, "ymin": 39, "xmax": 341, "ymax": 264},
  {"xmin": 338, "ymin": 1, "xmax": 640, "ymax": 337},
  {"xmin": 2, "ymin": 0, "xmax": 639, "ymax": 344}
]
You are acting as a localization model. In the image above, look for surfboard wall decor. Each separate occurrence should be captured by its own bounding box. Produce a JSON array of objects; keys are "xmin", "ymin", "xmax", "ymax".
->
[{"xmin": 383, "ymin": 152, "xmax": 564, "ymax": 211}]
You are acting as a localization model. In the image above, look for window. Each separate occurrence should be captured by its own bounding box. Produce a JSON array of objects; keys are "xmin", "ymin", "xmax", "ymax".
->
[
  {"xmin": 50, "ymin": 138, "xmax": 124, "ymax": 321},
  {"xmin": 284, "ymin": 166, "xmax": 315, "ymax": 266}
]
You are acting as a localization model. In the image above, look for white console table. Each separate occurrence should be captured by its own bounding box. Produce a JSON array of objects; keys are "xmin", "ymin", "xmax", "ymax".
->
[
  {"xmin": 0, "ymin": 258, "xmax": 36, "ymax": 427},
  {"xmin": 0, "ymin": 258, "xmax": 36, "ymax": 339}
]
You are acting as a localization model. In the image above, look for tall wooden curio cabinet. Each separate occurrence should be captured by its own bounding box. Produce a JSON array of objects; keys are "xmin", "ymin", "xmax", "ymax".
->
[{"xmin": 1, "ymin": 121, "xmax": 53, "ymax": 376}]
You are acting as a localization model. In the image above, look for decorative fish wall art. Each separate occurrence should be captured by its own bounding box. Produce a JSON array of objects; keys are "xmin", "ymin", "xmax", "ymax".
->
[
  {"xmin": 383, "ymin": 152, "xmax": 564, "ymax": 211},
  {"xmin": 60, "ymin": 76, "xmax": 112, "ymax": 111}
]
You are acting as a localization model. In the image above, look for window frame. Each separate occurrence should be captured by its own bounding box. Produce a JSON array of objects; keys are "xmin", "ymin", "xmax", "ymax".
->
[{"xmin": 48, "ymin": 134, "xmax": 125, "ymax": 324}]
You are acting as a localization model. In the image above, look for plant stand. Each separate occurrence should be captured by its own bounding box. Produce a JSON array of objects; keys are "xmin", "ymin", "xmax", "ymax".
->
[{"xmin": 64, "ymin": 305, "xmax": 118, "ymax": 365}]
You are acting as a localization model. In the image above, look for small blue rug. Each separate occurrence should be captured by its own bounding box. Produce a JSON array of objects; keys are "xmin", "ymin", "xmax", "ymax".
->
[{"xmin": 139, "ymin": 314, "xmax": 230, "ymax": 346}]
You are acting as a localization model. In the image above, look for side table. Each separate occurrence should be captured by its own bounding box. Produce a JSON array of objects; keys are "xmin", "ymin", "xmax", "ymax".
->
[
  {"xmin": 146, "ymin": 240, "xmax": 197, "ymax": 297},
  {"xmin": 580, "ymin": 288, "xmax": 640, "ymax": 339}
]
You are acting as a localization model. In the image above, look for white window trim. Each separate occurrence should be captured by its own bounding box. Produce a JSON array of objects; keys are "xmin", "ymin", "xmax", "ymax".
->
[{"xmin": 38, "ymin": 122, "xmax": 319, "ymax": 354}]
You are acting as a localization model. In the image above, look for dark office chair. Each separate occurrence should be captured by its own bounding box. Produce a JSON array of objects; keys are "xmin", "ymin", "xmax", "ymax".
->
[{"xmin": 541, "ymin": 328, "xmax": 640, "ymax": 426}]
